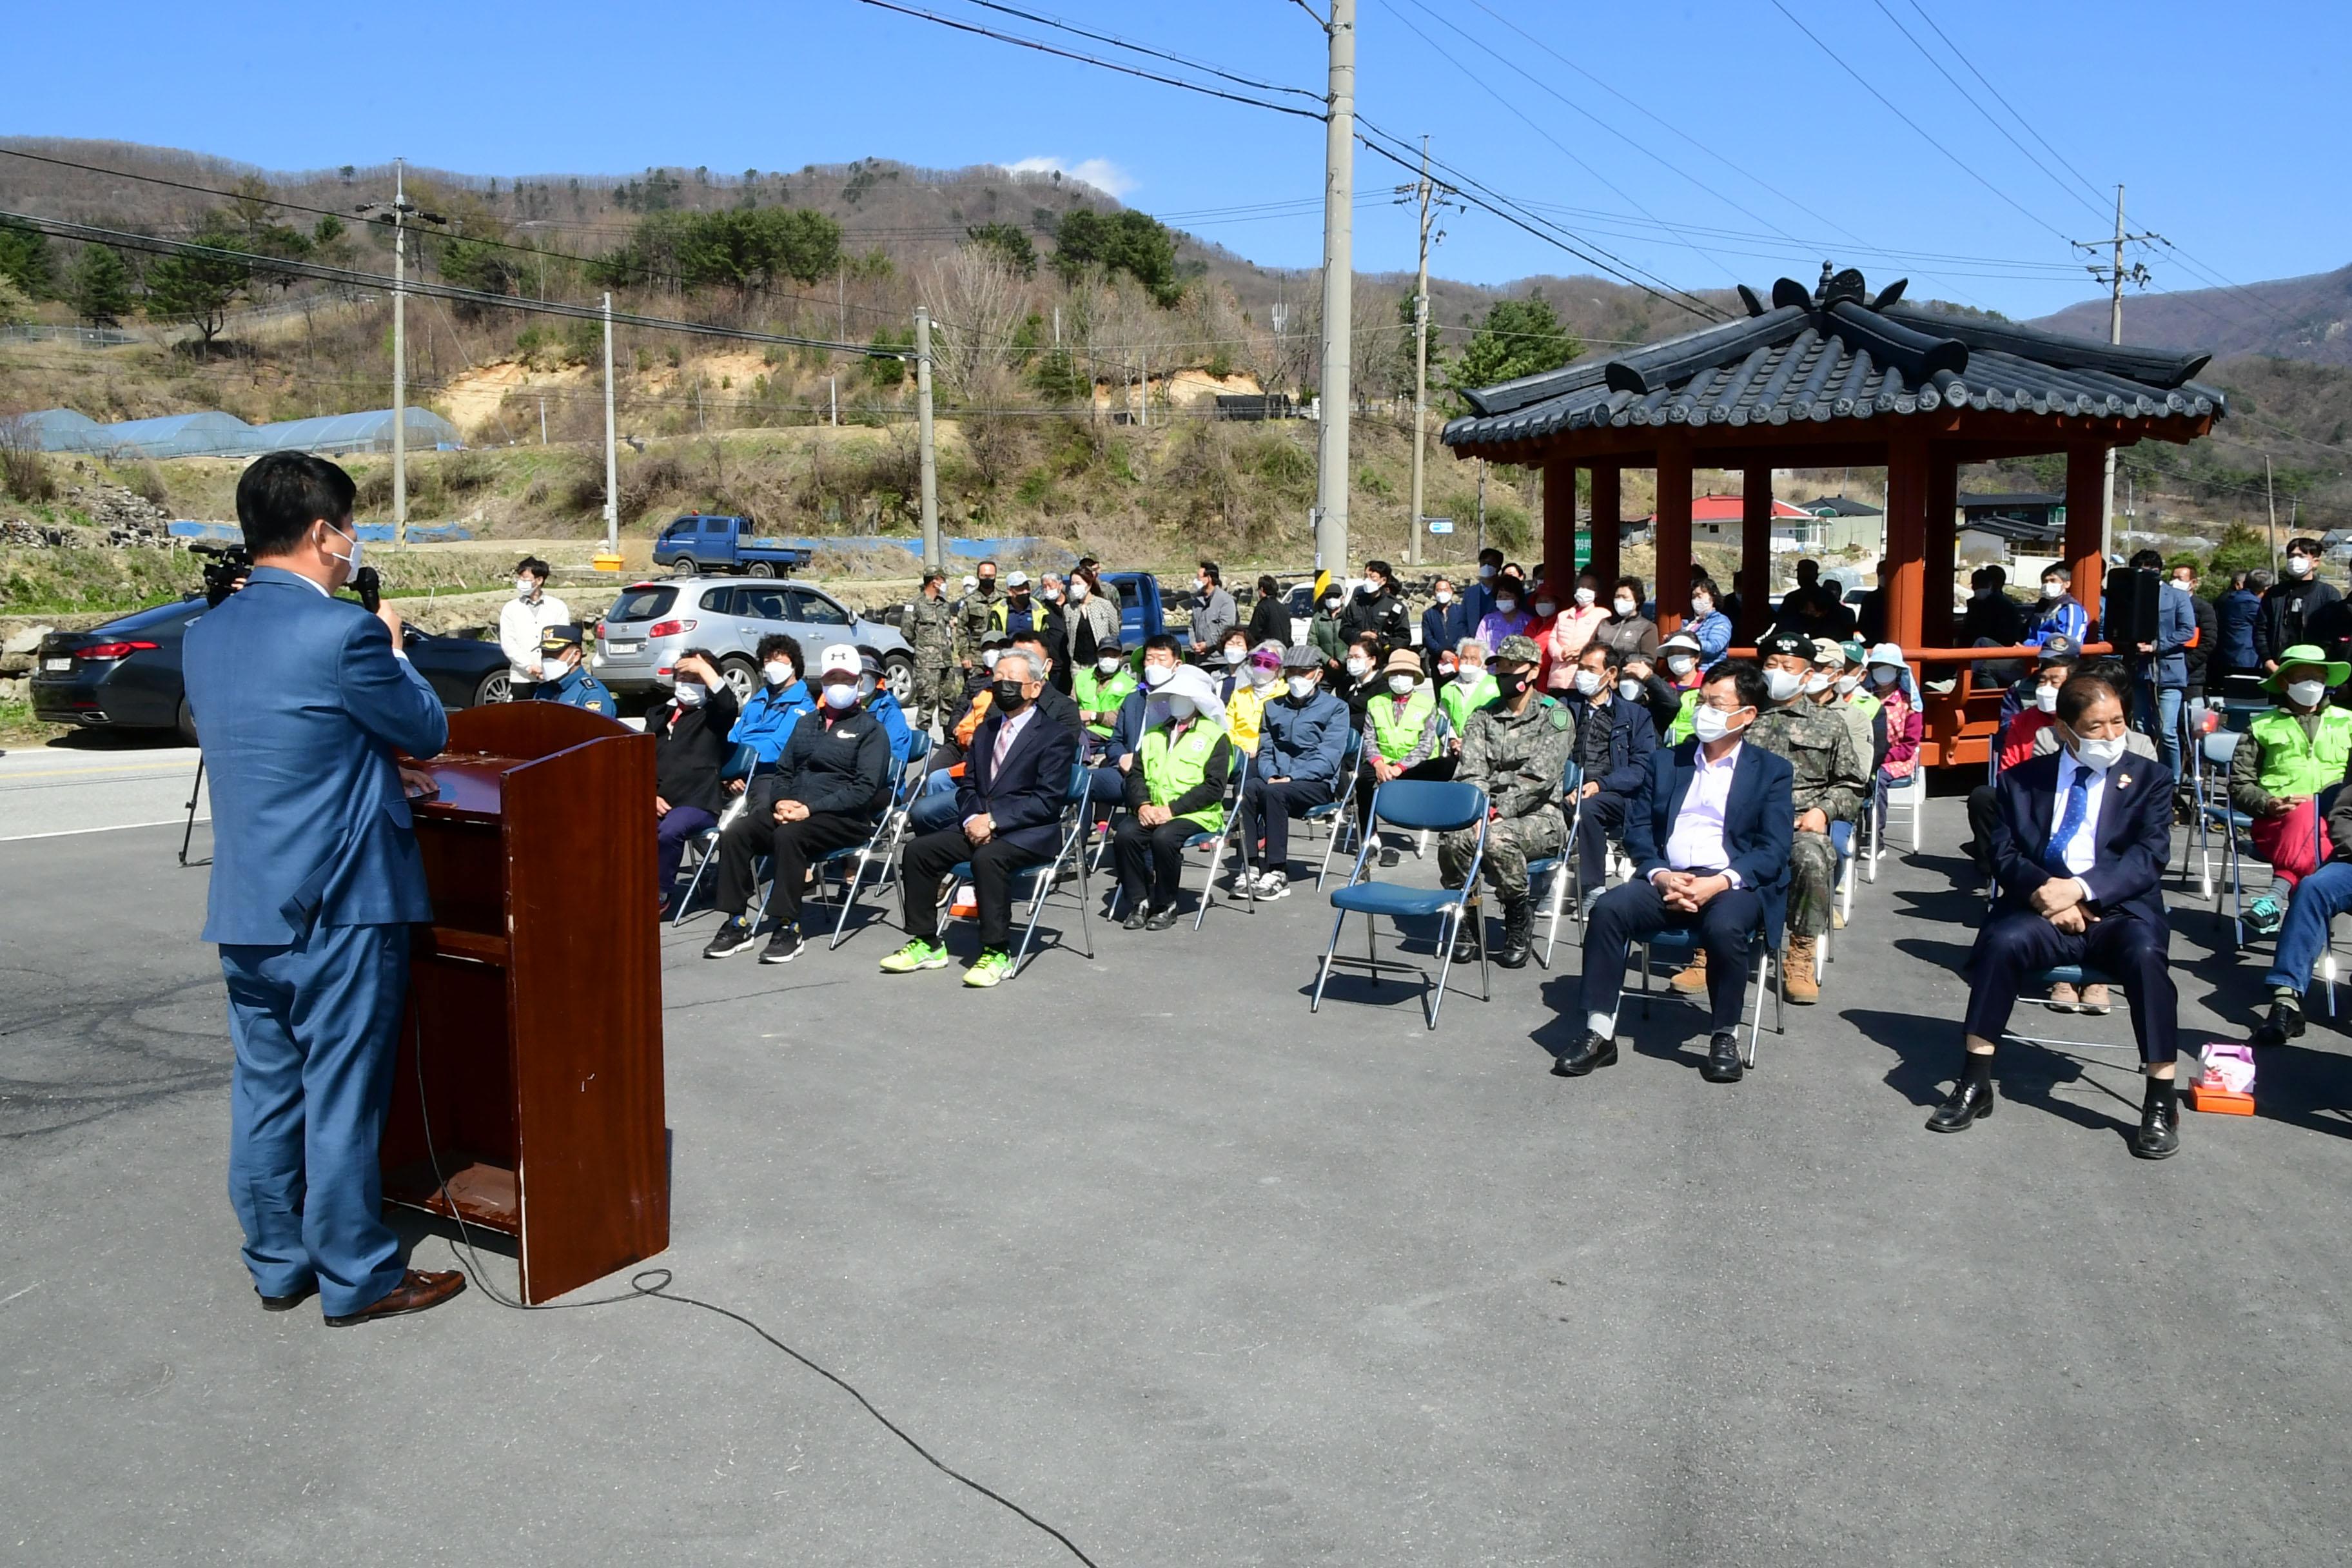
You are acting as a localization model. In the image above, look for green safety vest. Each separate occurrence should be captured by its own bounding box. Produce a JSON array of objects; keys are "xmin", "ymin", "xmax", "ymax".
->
[
  {"xmin": 1073, "ymin": 664, "xmax": 1137, "ymax": 738},
  {"xmin": 1667, "ymin": 687, "xmax": 1702, "ymax": 743},
  {"xmin": 1440, "ymin": 673, "xmax": 1497, "ymax": 734},
  {"xmin": 1849, "ymin": 689, "xmax": 1883, "ymax": 724},
  {"xmin": 2251, "ymin": 706, "xmax": 2352, "ymax": 799},
  {"xmin": 1141, "ymin": 721, "xmax": 1225, "ymax": 832},
  {"xmin": 1367, "ymin": 685, "xmax": 1436, "ymax": 761}
]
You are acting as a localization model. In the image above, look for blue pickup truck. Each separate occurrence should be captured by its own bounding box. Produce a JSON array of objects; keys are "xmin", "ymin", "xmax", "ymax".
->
[{"xmin": 651, "ymin": 514, "xmax": 814, "ymax": 579}]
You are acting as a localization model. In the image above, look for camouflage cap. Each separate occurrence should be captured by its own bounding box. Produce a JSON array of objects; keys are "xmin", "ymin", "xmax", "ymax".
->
[{"xmin": 1494, "ymin": 634, "xmax": 1542, "ymax": 665}]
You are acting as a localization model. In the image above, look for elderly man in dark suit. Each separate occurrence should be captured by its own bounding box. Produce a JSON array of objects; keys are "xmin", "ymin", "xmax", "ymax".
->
[
  {"xmin": 880, "ymin": 647, "xmax": 1081, "ymax": 988},
  {"xmin": 1558, "ymin": 658, "xmax": 1795, "ymax": 1086},
  {"xmin": 1930, "ymin": 672, "xmax": 2183, "ymax": 1158},
  {"xmin": 182, "ymin": 451, "xmax": 464, "ymax": 1326}
]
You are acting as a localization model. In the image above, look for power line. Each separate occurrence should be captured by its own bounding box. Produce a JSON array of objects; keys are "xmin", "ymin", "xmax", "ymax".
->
[
  {"xmin": 946, "ymin": 0, "xmax": 1325, "ymax": 104},
  {"xmin": 1897, "ymin": 0, "xmax": 2110, "ymax": 213}
]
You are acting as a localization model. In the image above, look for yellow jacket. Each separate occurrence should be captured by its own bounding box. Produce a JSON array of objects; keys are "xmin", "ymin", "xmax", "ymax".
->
[{"xmin": 1227, "ymin": 681, "xmax": 1268, "ymax": 750}]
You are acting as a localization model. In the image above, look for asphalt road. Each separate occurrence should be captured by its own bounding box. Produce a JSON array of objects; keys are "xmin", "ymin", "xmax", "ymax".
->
[
  {"xmin": 3, "ymin": 798, "xmax": 2348, "ymax": 1566},
  {"xmin": 0, "ymin": 735, "xmax": 205, "ymax": 842}
]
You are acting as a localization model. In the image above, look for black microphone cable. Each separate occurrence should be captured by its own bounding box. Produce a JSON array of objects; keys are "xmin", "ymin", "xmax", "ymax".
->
[{"xmin": 407, "ymin": 1012, "xmax": 1102, "ymax": 1567}]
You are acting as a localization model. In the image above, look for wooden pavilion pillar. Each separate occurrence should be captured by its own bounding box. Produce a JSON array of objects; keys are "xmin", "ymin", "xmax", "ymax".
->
[
  {"xmin": 1542, "ymin": 460, "xmax": 1578, "ymax": 596},
  {"xmin": 1587, "ymin": 462, "xmax": 1622, "ymax": 591},
  {"xmin": 2064, "ymin": 442, "xmax": 2108, "ymax": 632},
  {"xmin": 1921, "ymin": 446, "xmax": 1959, "ymax": 646},
  {"xmin": 1740, "ymin": 464, "xmax": 1774, "ymax": 644},
  {"xmin": 1882, "ymin": 433, "xmax": 1928, "ymax": 651},
  {"xmin": 1654, "ymin": 438, "xmax": 1692, "ymax": 637}
]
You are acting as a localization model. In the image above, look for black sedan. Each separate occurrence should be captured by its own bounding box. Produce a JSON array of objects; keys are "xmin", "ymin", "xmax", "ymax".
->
[{"xmin": 31, "ymin": 594, "xmax": 514, "ymax": 742}]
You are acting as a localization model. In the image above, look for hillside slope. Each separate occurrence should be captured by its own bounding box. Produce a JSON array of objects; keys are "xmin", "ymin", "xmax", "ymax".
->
[{"xmin": 2030, "ymin": 262, "xmax": 2352, "ymax": 366}]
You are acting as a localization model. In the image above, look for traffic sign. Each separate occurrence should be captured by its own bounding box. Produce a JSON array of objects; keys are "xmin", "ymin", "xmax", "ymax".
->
[{"xmin": 1423, "ymin": 516, "xmax": 1454, "ymax": 534}]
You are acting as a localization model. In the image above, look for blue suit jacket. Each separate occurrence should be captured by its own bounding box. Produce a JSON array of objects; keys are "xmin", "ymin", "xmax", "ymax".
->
[
  {"xmin": 1623, "ymin": 738, "xmax": 1796, "ymax": 941},
  {"xmin": 1420, "ymin": 601, "xmax": 1471, "ymax": 662},
  {"xmin": 1580, "ymin": 692, "xmax": 1657, "ymax": 796},
  {"xmin": 184, "ymin": 567, "xmax": 449, "ymax": 945},
  {"xmin": 2144, "ymin": 583, "xmax": 2196, "ymax": 688},
  {"xmin": 1988, "ymin": 750, "xmax": 2171, "ymax": 931},
  {"xmin": 956, "ymin": 707, "xmax": 1081, "ymax": 859}
]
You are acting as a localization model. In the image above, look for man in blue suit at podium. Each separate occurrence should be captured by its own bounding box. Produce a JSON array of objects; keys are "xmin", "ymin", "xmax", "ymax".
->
[{"xmin": 183, "ymin": 451, "xmax": 467, "ymax": 1325}]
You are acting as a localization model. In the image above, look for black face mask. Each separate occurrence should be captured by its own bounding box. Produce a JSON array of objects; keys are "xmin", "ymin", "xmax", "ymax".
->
[
  {"xmin": 977, "ymin": 579, "xmax": 997, "ymax": 596},
  {"xmin": 993, "ymin": 680, "xmax": 1028, "ymax": 710},
  {"xmin": 1008, "ymin": 591, "xmax": 1029, "ymax": 610},
  {"xmin": 1494, "ymin": 671, "xmax": 1528, "ymax": 700}
]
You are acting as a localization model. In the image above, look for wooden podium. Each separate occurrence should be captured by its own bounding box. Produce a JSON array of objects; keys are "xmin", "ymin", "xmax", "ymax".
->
[{"xmin": 382, "ymin": 701, "xmax": 668, "ymax": 1304}]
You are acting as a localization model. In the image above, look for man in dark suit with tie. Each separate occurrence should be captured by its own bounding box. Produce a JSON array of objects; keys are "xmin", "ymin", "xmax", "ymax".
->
[
  {"xmin": 1558, "ymin": 660, "xmax": 1795, "ymax": 1084},
  {"xmin": 879, "ymin": 647, "xmax": 1080, "ymax": 988},
  {"xmin": 1930, "ymin": 673, "xmax": 2182, "ymax": 1158},
  {"xmin": 182, "ymin": 451, "xmax": 466, "ymax": 1324}
]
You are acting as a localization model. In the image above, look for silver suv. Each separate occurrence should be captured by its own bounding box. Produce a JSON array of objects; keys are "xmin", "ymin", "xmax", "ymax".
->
[{"xmin": 593, "ymin": 576, "xmax": 914, "ymax": 703}]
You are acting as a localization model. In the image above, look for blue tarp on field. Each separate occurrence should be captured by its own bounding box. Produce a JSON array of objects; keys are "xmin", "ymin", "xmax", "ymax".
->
[
  {"xmin": 166, "ymin": 520, "xmax": 474, "ymax": 544},
  {"xmin": 779, "ymin": 534, "xmax": 1064, "ymax": 562}
]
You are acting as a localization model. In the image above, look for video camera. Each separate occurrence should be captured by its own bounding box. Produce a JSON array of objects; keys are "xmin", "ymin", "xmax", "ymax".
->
[{"xmin": 191, "ymin": 542, "xmax": 253, "ymax": 607}]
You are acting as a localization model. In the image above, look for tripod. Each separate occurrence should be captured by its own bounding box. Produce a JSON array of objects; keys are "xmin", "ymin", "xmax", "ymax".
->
[{"xmin": 178, "ymin": 755, "xmax": 209, "ymax": 867}]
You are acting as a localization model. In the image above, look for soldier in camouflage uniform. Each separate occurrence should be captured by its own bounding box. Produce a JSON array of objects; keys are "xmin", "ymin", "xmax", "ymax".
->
[
  {"xmin": 903, "ymin": 567, "xmax": 960, "ymax": 730},
  {"xmin": 1441, "ymin": 634, "xmax": 1573, "ymax": 968},
  {"xmin": 1672, "ymin": 625, "xmax": 1865, "ymax": 1004},
  {"xmin": 952, "ymin": 559, "xmax": 1000, "ymax": 672}
]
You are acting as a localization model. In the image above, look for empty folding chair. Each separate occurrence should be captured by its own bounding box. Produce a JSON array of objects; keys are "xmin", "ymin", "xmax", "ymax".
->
[
  {"xmin": 1308, "ymin": 729, "xmax": 1369, "ymax": 888},
  {"xmin": 1524, "ymin": 757, "xmax": 1585, "ymax": 970},
  {"xmin": 671, "ymin": 741, "xmax": 760, "ymax": 926},
  {"xmin": 1310, "ymin": 779, "xmax": 1490, "ymax": 1030}
]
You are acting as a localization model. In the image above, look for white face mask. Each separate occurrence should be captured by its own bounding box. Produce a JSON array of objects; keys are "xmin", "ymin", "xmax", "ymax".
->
[
  {"xmin": 1870, "ymin": 664, "xmax": 1901, "ymax": 687},
  {"xmin": 983, "ymin": 650, "xmax": 1001, "ymax": 670},
  {"xmin": 1096, "ymin": 656, "xmax": 1123, "ymax": 675},
  {"xmin": 1496, "ymin": 598, "xmax": 1518, "ymax": 615},
  {"xmin": 1613, "ymin": 597, "xmax": 1636, "ymax": 617},
  {"xmin": 1764, "ymin": 667, "xmax": 1805, "ymax": 703},
  {"xmin": 1667, "ymin": 654, "xmax": 1696, "ymax": 678},
  {"xmin": 763, "ymin": 661, "xmax": 792, "ymax": 687},
  {"xmin": 1387, "ymin": 673, "xmax": 1416, "ymax": 696},
  {"xmin": 2035, "ymin": 685, "xmax": 2061, "ymax": 713},
  {"xmin": 1618, "ymin": 678, "xmax": 1643, "ymax": 702},
  {"xmin": 322, "ymin": 520, "xmax": 362, "ymax": 577},
  {"xmin": 1142, "ymin": 661, "xmax": 1174, "ymax": 687},
  {"xmin": 1692, "ymin": 704, "xmax": 1748, "ymax": 744},
  {"xmin": 1224, "ymin": 647, "xmax": 1247, "ymax": 665},
  {"xmin": 2071, "ymin": 732, "xmax": 2128, "ymax": 771},
  {"xmin": 1068, "ymin": 580, "xmax": 1088, "ymax": 601},
  {"xmin": 1323, "ymin": 598, "xmax": 1344, "ymax": 614},
  {"xmin": 1166, "ymin": 694, "xmax": 1196, "ymax": 719},
  {"xmin": 1533, "ymin": 600, "xmax": 1556, "ymax": 617},
  {"xmin": 514, "ymin": 578, "xmax": 536, "ymax": 600},
  {"xmin": 1801, "ymin": 671, "xmax": 1832, "ymax": 695},
  {"xmin": 821, "ymin": 681, "xmax": 858, "ymax": 710},
  {"xmin": 673, "ymin": 681, "xmax": 705, "ymax": 709},
  {"xmin": 2042, "ymin": 581, "xmax": 2064, "ymax": 599},
  {"xmin": 2286, "ymin": 556, "xmax": 2313, "ymax": 579},
  {"xmin": 1692, "ymin": 598, "xmax": 1712, "ymax": 616},
  {"xmin": 1434, "ymin": 588, "xmax": 1453, "ymax": 604},
  {"xmin": 1346, "ymin": 656, "xmax": 1371, "ymax": 677},
  {"xmin": 1835, "ymin": 672, "xmax": 1863, "ymax": 694},
  {"xmin": 1573, "ymin": 586, "xmax": 1596, "ymax": 607},
  {"xmin": 1573, "ymin": 668, "xmax": 1603, "ymax": 696},
  {"xmin": 1250, "ymin": 667, "xmax": 1280, "ymax": 690},
  {"xmin": 2287, "ymin": 678, "xmax": 2328, "ymax": 708},
  {"xmin": 1286, "ymin": 675, "xmax": 1317, "ymax": 701},
  {"xmin": 1478, "ymin": 564, "xmax": 1496, "ymax": 581}
]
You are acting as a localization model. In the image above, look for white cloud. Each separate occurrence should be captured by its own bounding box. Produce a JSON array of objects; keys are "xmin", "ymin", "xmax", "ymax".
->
[{"xmin": 1004, "ymin": 156, "xmax": 1136, "ymax": 200}]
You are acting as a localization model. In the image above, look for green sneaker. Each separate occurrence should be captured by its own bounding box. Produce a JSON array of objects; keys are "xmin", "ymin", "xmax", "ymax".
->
[
  {"xmin": 878, "ymin": 937, "xmax": 950, "ymax": 974},
  {"xmin": 962, "ymin": 948, "xmax": 1015, "ymax": 988}
]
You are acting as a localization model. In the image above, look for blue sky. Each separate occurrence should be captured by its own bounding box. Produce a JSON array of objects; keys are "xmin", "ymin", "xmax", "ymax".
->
[{"xmin": 8, "ymin": 0, "xmax": 2344, "ymax": 319}]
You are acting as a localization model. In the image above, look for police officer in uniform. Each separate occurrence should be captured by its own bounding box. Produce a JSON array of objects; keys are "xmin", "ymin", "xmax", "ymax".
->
[
  {"xmin": 1675, "ymin": 625, "xmax": 1865, "ymax": 1003},
  {"xmin": 903, "ymin": 567, "xmax": 959, "ymax": 730},
  {"xmin": 530, "ymin": 624, "xmax": 614, "ymax": 714},
  {"xmin": 1442, "ymin": 634, "xmax": 1573, "ymax": 968}
]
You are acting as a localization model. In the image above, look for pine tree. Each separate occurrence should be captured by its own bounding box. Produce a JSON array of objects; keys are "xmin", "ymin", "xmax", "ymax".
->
[{"xmin": 70, "ymin": 244, "xmax": 135, "ymax": 327}]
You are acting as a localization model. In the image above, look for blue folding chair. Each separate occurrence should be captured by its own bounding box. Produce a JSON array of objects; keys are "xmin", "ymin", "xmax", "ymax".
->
[
  {"xmin": 1308, "ymin": 729, "xmax": 1369, "ymax": 888},
  {"xmin": 1186, "ymin": 748, "xmax": 1254, "ymax": 930},
  {"xmin": 671, "ymin": 741, "xmax": 760, "ymax": 926},
  {"xmin": 1625, "ymin": 916, "xmax": 1784, "ymax": 1069},
  {"xmin": 1525, "ymin": 758, "xmax": 1585, "ymax": 970},
  {"xmin": 1310, "ymin": 779, "xmax": 1490, "ymax": 1030},
  {"xmin": 2002, "ymin": 963, "xmax": 2137, "ymax": 1055},
  {"xmin": 947, "ymin": 761, "xmax": 1097, "ymax": 979}
]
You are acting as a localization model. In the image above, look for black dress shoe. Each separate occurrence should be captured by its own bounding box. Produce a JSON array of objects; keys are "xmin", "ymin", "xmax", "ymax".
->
[
  {"xmin": 1926, "ymin": 1079, "xmax": 1996, "ymax": 1132},
  {"xmin": 1552, "ymin": 1032, "xmax": 1618, "ymax": 1077},
  {"xmin": 1700, "ymin": 1029, "xmax": 1744, "ymax": 1083},
  {"xmin": 1121, "ymin": 903, "xmax": 1148, "ymax": 930},
  {"xmin": 2133, "ymin": 1092, "xmax": 2182, "ymax": 1160},
  {"xmin": 2251, "ymin": 997, "xmax": 2304, "ymax": 1048},
  {"xmin": 1145, "ymin": 904, "xmax": 1181, "ymax": 931},
  {"xmin": 258, "ymin": 1282, "xmax": 318, "ymax": 1312}
]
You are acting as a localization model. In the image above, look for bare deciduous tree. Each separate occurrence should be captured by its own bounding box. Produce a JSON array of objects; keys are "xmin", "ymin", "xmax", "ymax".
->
[{"xmin": 926, "ymin": 243, "xmax": 1028, "ymax": 404}]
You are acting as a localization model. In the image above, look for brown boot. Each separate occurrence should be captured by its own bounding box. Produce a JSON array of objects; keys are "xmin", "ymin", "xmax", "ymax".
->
[
  {"xmin": 1669, "ymin": 947, "xmax": 1709, "ymax": 994},
  {"xmin": 1783, "ymin": 935, "xmax": 1821, "ymax": 1004}
]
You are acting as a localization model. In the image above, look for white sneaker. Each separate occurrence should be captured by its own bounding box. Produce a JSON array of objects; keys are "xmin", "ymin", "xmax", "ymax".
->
[{"xmin": 1255, "ymin": 869, "xmax": 1290, "ymax": 899}]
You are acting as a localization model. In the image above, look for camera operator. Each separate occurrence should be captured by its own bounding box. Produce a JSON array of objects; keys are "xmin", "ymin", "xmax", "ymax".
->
[{"xmin": 182, "ymin": 451, "xmax": 466, "ymax": 1327}]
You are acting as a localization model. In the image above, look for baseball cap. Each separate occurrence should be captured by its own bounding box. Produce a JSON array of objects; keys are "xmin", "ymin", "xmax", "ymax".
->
[
  {"xmin": 1006, "ymin": 570, "xmax": 1031, "ymax": 588},
  {"xmin": 818, "ymin": 643, "xmax": 860, "ymax": 678},
  {"xmin": 2037, "ymin": 634, "xmax": 2082, "ymax": 664}
]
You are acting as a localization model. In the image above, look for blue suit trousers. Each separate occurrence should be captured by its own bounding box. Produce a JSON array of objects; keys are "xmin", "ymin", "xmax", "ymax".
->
[{"xmin": 219, "ymin": 923, "xmax": 411, "ymax": 1316}]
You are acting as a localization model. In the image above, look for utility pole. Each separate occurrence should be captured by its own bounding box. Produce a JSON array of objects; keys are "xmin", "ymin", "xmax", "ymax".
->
[
  {"xmin": 2074, "ymin": 184, "xmax": 2157, "ymax": 567},
  {"xmin": 1475, "ymin": 458, "xmax": 1487, "ymax": 560},
  {"xmin": 914, "ymin": 306, "xmax": 941, "ymax": 571},
  {"xmin": 2266, "ymin": 453, "xmax": 2278, "ymax": 574},
  {"xmin": 1406, "ymin": 134, "xmax": 1435, "ymax": 568},
  {"xmin": 601, "ymin": 291, "xmax": 618, "ymax": 558},
  {"xmin": 1313, "ymin": 0, "xmax": 1355, "ymax": 574},
  {"xmin": 1139, "ymin": 347, "xmax": 1148, "ymax": 428},
  {"xmin": 391, "ymin": 159, "xmax": 406, "ymax": 549},
  {"xmin": 829, "ymin": 375, "xmax": 838, "ymax": 428}
]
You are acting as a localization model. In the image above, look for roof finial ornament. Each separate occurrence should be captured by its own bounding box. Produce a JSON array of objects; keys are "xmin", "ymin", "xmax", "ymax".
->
[{"xmin": 1816, "ymin": 261, "xmax": 1836, "ymax": 303}]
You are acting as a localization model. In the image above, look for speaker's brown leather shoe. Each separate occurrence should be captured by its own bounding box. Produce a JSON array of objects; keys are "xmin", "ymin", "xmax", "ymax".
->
[{"xmin": 324, "ymin": 1269, "xmax": 467, "ymax": 1327}]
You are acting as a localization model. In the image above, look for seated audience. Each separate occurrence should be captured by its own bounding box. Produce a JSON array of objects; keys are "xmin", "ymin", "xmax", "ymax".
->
[
  {"xmin": 1115, "ymin": 665, "xmax": 1233, "ymax": 929},
  {"xmin": 650, "ymin": 649, "xmax": 738, "ymax": 914},
  {"xmin": 1237, "ymin": 645, "xmax": 1351, "ymax": 899},
  {"xmin": 1567, "ymin": 640, "xmax": 1657, "ymax": 906},
  {"xmin": 2230, "ymin": 644, "xmax": 2352, "ymax": 936},
  {"xmin": 1443, "ymin": 635, "xmax": 1574, "ymax": 970},
  {"xmin": 730, "ymin": 633, "xmax": 814, "ymax": 767},
  {"xmin": 1358, "ymin": 648, "xmax": 1455, "ymax": 867}
]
